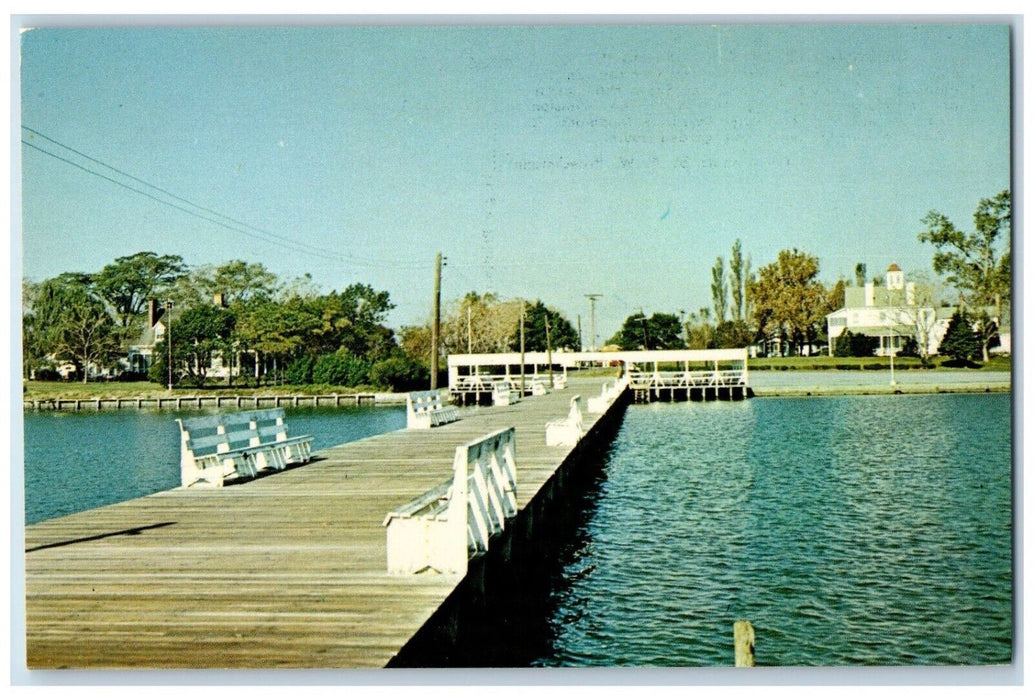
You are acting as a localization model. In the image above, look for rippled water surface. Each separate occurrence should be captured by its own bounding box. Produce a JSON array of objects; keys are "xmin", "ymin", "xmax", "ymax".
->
[
  {"xmin": 532, "ymin": 394, "xmax": 1012, "ymax": 667},
  {"xmin": 22, "ymin": 406, "xmax": 405, "ymax": 525}
]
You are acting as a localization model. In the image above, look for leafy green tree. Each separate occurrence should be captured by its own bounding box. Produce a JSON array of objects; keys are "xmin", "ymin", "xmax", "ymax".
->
[
  {"xmin": 174, "ymin": 305, "xmax": 236, "ymax": 387},
  {"xmin": 919, "ymin": 190, "xmax": 1011, "ymax": 361},
  {"xmin": 235, "ymin": 297, "xmax": 321, "ymax": 385},
  {"xmin": 711, "ymin": 256, "xmax": 727, "ymax": 324},
  {"xmin": 510, "ymin": 300, "xmax": 579, "ymax": 352},
  {"xmin": 93, "ymin": 251, "xmax": 187, "ymax": 344},
  {"xmin": 713, "ymin": 319, "xmax": 754, "ymax": 349},
  {"xmin": 939, "ymin": 310, "xmax": 982, "ymax": 365},
  {"xmin": 749, "ymin": 248, "xmax": 827, "ymax": 356},
  {"xmin": 729, "ymin": 240, "xmax": 746, "ymax": 323},
  {"xmin": 607, "ymin": 311, "xmax": 684, "ymax": 350},
  {"xmin": 26, "ymin": 274, "xmax": 121, "ymax": 382}
]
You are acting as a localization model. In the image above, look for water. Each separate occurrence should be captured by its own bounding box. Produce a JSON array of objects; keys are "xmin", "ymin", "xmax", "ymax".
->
[
  {"xmin": 531, "ymin": 394, "xmax": 1012, "ymax": 667},
  {"xmin": 22, "ymin": 394, "xmax": 1012, "ymax": 667},
  {"xmin": 22, "ymin": 405, "xmax": 406, "ymax": 525}
]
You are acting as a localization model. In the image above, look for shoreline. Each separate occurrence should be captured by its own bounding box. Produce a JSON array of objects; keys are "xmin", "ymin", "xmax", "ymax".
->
[{"xmin": 751, "ymin": 383, "xmax": 1010, "ymax": 398}]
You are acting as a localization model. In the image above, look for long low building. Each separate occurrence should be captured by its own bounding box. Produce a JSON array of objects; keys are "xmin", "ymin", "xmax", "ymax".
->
[{"xmin": 448, "ymin": 348, "xmax": 750, "ymax": 403}]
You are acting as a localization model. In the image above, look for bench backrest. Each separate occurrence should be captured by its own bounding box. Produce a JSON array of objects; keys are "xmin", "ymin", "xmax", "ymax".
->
[
  {"xmin": 383, "ymin": 426, "xmax": 517, "ymax": 575},
  {"xmin": 567, "ymin": 395, "xmax": 583, "ymax": 427},
  {"xmin": 407, "ymin": 389, "xmax": 445, "ymax": 416},
  {"xmin": 178, "ymin": 408, "xmax": 290, "ymax": 457}
]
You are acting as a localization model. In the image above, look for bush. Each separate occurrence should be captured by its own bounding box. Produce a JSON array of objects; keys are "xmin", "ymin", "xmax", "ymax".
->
[
  {"xmin": 312, "ymin": 350, "xmax": 372, "ymax": 387},
  {"xmin": 33, "ymin": 367, "xmax": 62, "ymax": 382},
  {"xmin": 368, "ymin": 355, "xmax": 430, "ymax": 392},
  {"xmin": 834, "ymin": 330, "xmax": 879, "ymax": 357},
  {"xmin": 286, "ymin": 355, "xmax": 316, "ymax": 385},
  {"xmin": 939, "ymin": 311, "xmax": 982, "ymax": 364}
]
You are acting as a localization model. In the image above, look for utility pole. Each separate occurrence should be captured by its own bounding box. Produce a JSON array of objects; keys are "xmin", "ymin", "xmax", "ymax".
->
[
  {"xmin": 431, "ymin": 252, "xmax": 442, "ymax": 390},
  {"xmin": 577, "ymin": 314, "xmax": 583, "ymax": 352},
  {"xmin": 545, "ymin": 314, "xmax": 554, "ymax": 388},
  {"xmin": 519, "ymin": 301, "xmax": 526, "ymax": 395},
  {"xmin": 165, "ymin": 301, "xmax": 173, "ymax": 391},
  {"xmin": 585, "ymin": 294, "xmax": 602, "ymax": 352}
]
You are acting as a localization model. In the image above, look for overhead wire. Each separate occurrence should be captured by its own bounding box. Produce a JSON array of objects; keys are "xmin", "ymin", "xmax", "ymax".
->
[{"xmin": 20, "ymin": 126, "xmax": 428, "ymax": 270}]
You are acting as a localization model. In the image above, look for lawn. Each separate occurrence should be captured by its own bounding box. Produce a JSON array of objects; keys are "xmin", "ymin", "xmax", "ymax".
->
[{"xmin": 749, "ymin": 355, "xmax": 1011, "ymax": 371}]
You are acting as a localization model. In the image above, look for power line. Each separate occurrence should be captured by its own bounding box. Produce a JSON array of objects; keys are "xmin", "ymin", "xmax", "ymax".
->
[{"xmin": 21, "ymin": 126, "xmax": 427, "ymax": 270}]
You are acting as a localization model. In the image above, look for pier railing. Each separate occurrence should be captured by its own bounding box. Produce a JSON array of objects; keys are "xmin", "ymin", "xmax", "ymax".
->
[
  {"xmin": 24, "ymin": 393, "xmax": 381, "ymax": 411},
  {"xmin": 383, "ymin": 427, "xmax": 517, "ymax": 575},
  {"xmin": 627, "ymin": 369, "xmax": 747, "ymax": 389}
]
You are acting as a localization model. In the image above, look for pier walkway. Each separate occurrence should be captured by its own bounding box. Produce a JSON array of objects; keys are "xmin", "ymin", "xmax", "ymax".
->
[{"xmin": 24, "ymin": 376, "xmax": 621, "ymax": 669}]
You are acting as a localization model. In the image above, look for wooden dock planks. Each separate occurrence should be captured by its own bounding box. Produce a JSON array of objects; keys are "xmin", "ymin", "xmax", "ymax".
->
[{"xmin": 24, "ymin": 376, "xmax": 617, "ymax": 669}]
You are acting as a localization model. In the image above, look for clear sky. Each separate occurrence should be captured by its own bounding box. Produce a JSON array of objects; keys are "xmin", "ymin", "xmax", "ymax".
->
[{"xmin": 17, "ymin": 21, "xmax": 1012, "ymax": 342}]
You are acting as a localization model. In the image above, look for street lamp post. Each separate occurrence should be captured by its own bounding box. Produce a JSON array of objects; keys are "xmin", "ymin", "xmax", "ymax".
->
[{"xmin": 165, "ymin": 301, "xmax": 173, "ymax": 391}]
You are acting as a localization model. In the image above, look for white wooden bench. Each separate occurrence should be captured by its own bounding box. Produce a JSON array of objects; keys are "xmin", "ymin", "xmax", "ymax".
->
[
  {"xmin": 587, "ymin": 376, "xmax": 628, "ymax": 413},
  {"xmin": 383, "ymin": 426, "xmax": 517, "ymax": 575},
  {"xmin": 177, "ymin": 408, "xmax": 313, "ymax": 488},
  {"xmin": 406, "ymin": 390, "xmax": 460, "ymax": 429},
  {"xmin": 546, "ymin": 394, "xmax": 584, "ymax": 446},
  {"xmin": 492, "ymin": 381, "xmax": 521, "ymax": 406}
]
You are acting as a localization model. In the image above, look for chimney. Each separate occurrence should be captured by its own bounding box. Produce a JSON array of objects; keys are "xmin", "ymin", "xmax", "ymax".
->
[
  {"xmin": 214, "ymin": 292, "xmax": 226, "ymax": 308},
  {"xmin": 148, "ymin": 299, "xmax": 166, "ymax": 327}
]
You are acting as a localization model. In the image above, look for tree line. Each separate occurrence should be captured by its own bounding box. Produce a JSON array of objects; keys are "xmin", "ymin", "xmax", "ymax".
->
[
  {"xmin": 604, "ymin": 190, "xmax": 1010, "ymax": 360},
  {"xmin": 22, "ymin": 254, "xmax": 581, "ymax": 389},
  {"xmin": 23, "ymin": 191, "xmax": 1010, "ymax": 384}
]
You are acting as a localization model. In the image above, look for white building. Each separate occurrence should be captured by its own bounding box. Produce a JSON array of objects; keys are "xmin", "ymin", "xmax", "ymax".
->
[{"xmin": 825, "ymin": 263, "xmax": 953, "ymax": 357}]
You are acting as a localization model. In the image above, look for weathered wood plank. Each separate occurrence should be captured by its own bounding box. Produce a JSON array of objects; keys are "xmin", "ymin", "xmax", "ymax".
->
[{"xmin": 24, "ymin": 376, "xmax": 616, "ymax": 669}]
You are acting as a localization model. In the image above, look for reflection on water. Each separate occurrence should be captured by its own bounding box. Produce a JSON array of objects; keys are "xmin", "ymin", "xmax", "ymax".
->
[{"xmin": 530, "ymin": 394, "xmax": 1012, "ymax": 667}]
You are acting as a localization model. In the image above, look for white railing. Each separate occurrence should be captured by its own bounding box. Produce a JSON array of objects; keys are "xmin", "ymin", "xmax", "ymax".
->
[
  {"xmin": 627, "ymin": 369, "xmax": 747, "ymax": 389},
  {"xmin": 383, "ymin": 427, "xmax": 517, "ymax": 575}
]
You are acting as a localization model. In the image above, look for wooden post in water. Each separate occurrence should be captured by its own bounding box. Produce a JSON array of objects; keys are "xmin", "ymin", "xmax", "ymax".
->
[{"xmin": 734, "ymin": 620, "xmax": 755, "ymax": 667}]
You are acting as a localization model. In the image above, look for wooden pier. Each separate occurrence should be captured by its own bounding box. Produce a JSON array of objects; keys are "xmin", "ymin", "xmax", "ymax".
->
[{"xmin": 23, "ymin": 376, "xmax": 625, "ymax": 669}]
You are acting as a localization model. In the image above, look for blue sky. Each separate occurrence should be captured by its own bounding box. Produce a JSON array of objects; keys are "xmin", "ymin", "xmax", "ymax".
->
[{"xmin": 17, "ymin": 22, "xmax": 1012, "ymax": 341}]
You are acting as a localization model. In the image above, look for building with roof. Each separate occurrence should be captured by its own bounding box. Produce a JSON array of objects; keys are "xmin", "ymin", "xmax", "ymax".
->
[{"xmin": 825, "ymin": 263, "xmax": 953, "ymax": 357}]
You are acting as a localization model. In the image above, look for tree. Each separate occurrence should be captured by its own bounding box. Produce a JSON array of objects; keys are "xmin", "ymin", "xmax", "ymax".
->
[
  {"xmin": 172, "ymin": 304, "xmax": 236, "ymax": 387},
  {"xmin": 939, "ymin": 310, "xmax": 982, "ymax": 365},
  {"xmin": 854, "ymin": 262, "xmax": 867, "ymax": 287},
  {"xmin": 919, "ymin": 190, "xmax": 1011, "ymax": 361},
  {"xmin": 729, "ymin": 240, "xmax": 745, "ymax": 323},
  {"xmin": 26, "ymin": 275, "xmax": 121, "ymax": 382},
  {"xmin": 710, "ymin": 256, "xmax": 728, "ymax": 324},
  {"xmin": 235, "ymin": 298, "xmax": 321, "ymax": 385},
  {"xmin": 93, "ymin": 252, "xmax": 187, "ymax": 344},
  {"xmin": 686, "ymin": 307, "xmax": 714, "ymax": 349},
  {"xmin": 438, "ymin": 292, "xmax": 523, "ymax": 355},
  {"xmin": 889, "ymin": 271, "xmax": 942, "ymax": 365},
  {"xmin": 713, "ymin": 319, "xmax": 754, "ymax": 349},
  {"xmin": 749, "ymin": 248, "xmax": 827, "ymax": 356},
  {"xmin": 607, "ymin": 311, "xmax": 684, "ymax": 350},
  {"xmin": 510, "ymin": 300, "xmax": 579, "ymax": 352}
]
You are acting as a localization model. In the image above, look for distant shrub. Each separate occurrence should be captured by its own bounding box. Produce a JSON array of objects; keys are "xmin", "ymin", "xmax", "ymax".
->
[
  {"xmin": 286, "ymin": 355, "xmax": 316, "ymax": 385},
  {"xmin": 834, "ymin": 330, "xmax": 879, "ymax": 357},
  {"xmin": 368, "ymin": 355, "xmax": 429, "ymax": 392},
  {"xmin": 312, "ymin": 350, "xmax": 371, "ymax": 387}
]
